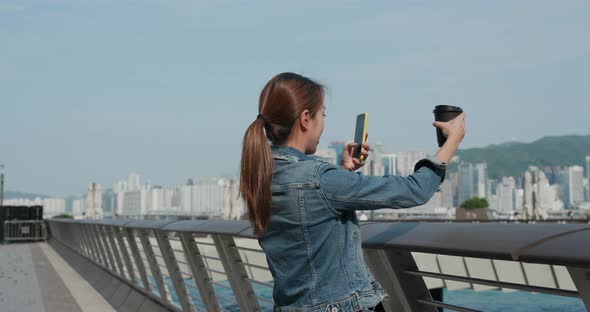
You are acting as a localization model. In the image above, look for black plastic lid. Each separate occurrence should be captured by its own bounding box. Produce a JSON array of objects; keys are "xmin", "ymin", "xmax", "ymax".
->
[{"xmin": 433, "ymin": 105, "xmax": 463, "ymax": 113}]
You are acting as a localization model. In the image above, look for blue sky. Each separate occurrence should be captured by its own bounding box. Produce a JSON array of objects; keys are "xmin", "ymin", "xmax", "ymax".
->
[{"xmin": 2, "ymin": 0, "xmax": 589, "ymax": 197}]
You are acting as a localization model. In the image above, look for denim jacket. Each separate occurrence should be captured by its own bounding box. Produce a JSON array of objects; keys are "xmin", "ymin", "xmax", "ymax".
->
[{"xmin": 258, "ymin": 145, "xmax": 446, "ymax": 312}]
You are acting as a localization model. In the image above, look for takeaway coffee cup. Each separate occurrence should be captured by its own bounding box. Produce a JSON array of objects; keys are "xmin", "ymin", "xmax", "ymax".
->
[{"xmin": 433, "ymin": 105, "xmax": 463, "ymax": 147}]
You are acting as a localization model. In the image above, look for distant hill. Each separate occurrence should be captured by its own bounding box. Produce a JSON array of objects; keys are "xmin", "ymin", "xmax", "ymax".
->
[
  {"xmin": 455, "ymin": 134, "xmax": 590, "ymax": 179},
  {"xmin": 3, "ymin": 191, "xmax": 50, "ymax": 200}
]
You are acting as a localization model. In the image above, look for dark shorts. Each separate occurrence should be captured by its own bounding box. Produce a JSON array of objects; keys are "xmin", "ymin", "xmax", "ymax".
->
[{"xmin": 373, "ymin": 302, "xmax": 385, "ymax": 312}]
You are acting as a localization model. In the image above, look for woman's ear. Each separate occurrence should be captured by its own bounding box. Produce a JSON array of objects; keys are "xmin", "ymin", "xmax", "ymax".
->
[{"xmin": 299, "ymin": 110, "xmax": 311, "ymax": 131}]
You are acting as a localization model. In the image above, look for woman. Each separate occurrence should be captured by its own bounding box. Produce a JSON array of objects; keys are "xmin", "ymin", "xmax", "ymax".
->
[{"xmin": 240, "ymin": 73, "xmax": 465, "ymax": 312}]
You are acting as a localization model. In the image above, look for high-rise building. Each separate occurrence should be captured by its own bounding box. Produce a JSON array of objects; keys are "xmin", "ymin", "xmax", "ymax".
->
[
  {"xmin": 113, "ymin": 180, "xmax": 127, "ymax": 215},
  {"xmin": 523, "ymin": 167, "xmax": 559, "ymax": 219},
  {"xmin": 382, "ymin": 153, "xmax": 397, "ymax": 176},
  {"xmin": 536, "ymin": 170, "xmax": 553, "ymax": 215},
  {"xmin": 373, "ymin": 142, "xmax": 384, "ymax": 175},
  {"xmin": 72, "ymin": 199, "xmax": 85, "ymax": 218},
  {"xmin": 224, "ymin": 179, "xmax": 245, "ymax": 220},
  {"xmin": 487, "ymin": 179, "xmax": 496, "ymax": 199},
  {"xmin": 128, "ymin": 173, "xmax": 141, "ymax": 192},
  {"xmin": 123, "ymin": 190, "xmax": 141, "ymax": 215},
  {"xmin": 86, "ymin": 182, "xmax": 103, "ymax": 219},
  {"xmin": 496, "ymin": 177, "xmax": 516, "ymax": 214},
  {"xmin": 148, "ymin": 186, "xmax": 162, "ymax": 213},
  {"xmin": 514, "ymin": 188, "xmax": 524, "ymax": 213},
  {"xmin": 457, "ymin": 162, "xmax": 475, "ymax": 206},
  {"xmin": 41, "ymin": 198, "xmax": 66, "ymax": 218},
  {"xmin": 440, "ymin": 179, "xmax": 454, "ymax": 209},
  {"xmin": 569, "ymin": 166, "xmax": 585, "ymax": 207},
  {"xmin": 396, "ymin": 151, "xmax": 427, "ymax": 176},
  {"xmin": 584, "ymin": 178, "xmax": 589, "ymax": 203},
  {"xmin": 314, "ymin": 148, "xmax": 337, "ymax": 165},
  {"xmin": 140, "ymin": 186, "xmax": 150, "ymax": 215},
  {"xmin": 181, "ymin": 184, "xmax": 193, "ymax": 214},
  {"xmin": 550, "ymin": 185, "xmax": 565, "ymax": 212},
  {"xmin": 523, "ymin": 170, "xmax": 534, "ymax": 218},
  {"xmin": 146, "ymin": 186, "xmax": 180, "ymax": 214},
  {"xmin": 102, "ymin": 189, "xmax": 116, "ymax": 217},
  {"xmin": 586, "ymin": 156, "xmax": 590, "ymax": 200},
  {"xmin": 189, "ymin": 178, "xmax": 235, "ymax": 218},
  {"xmin": 329, "ymin": 141, "xmax": 346, "ymax": 167},
  {"xmin": 475, "ymin": 163, "xmax": 488, "ymax": 199},
  {"xmin": 556, "ymin": 168, "xmax": 571, "ymax": 208},
  {"xmin": 396, "ymin": 152, "xmax": 412, "ymax": 176},
  {"xmin": 360, "ymin": 142, "xmax": 384, "ymax": 177}
]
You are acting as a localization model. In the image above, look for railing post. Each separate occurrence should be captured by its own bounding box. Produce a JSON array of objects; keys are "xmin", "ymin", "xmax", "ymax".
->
[
  {"xmin": 113, "ymin": 226, "xmax": 137, "ymax": 284},
  {"xmin": 78, "ymin": 223, "xmax": 92, "ymax": 259},
  {"xmin": 364, "ymin": 249, "xmax": 437, "ymax": 312},
  {"xmin": 84, "ymin": 223, "xmax": 103, "ymax": 265},
  {"xmin": 567, "ymin": 266, "xmax": 590, "ymax": 310},
  {"xmin": 41, "ymin": 222, "xmax": 47, "ymax": 241},
  {"xmin": 155, "ymin": 230, "xmax": 194, "ymax": 312},
  {"xmin": 212, "ymin": 234, "xmax": 259, "ymax": 312},
  {"xmin": 125, "ymin": 228, "xmax": 151, "ymax": 292},
  {"xmin": 89, "ymin": 223, "xmax": 111, "ymax": 268},
  {"xmin": 138, "ymin": 229, "xmax": 169, "ymax": 301},
  {"xmin": 97, "ymin": 224, "xmax": 118, "ymax": 273},
  {"xmin": 179, "ymin": 232, "xmax": 221, "ymax": 312},
  {"xmin": 78, "ymin": 223, "xmax": 93, "ymax": 258},
  {"xmin": 105, "ymin": 225, "xmax": 125, "ymax": 277},
  {"xmin": 75, "ymin": 223, "xmax": 85, "ymax": 252}
]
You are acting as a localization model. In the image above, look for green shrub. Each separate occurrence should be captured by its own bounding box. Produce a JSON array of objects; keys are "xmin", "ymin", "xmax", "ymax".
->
[
  {"xmin": 53, "ymin": 214, "xmax": 74, "ymax": 219},
  {"xmin": 460, "ymin": 197, "xmax": 489, "ymax": 209}
]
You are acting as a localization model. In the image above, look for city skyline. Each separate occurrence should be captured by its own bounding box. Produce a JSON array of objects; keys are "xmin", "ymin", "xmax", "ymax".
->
[
  {"xmin": 3, "ymin": 132, "xmax": 590, "ymax": 198},
  {"xmin": 2, "ymin": 1, "xmax": 590, "ymax": 196},
  {"xmin": 5, "ymin": 148, "xmax": 590, "ymax": 220}
]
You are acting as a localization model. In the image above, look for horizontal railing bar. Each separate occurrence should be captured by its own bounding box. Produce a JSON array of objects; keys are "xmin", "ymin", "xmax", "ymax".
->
[
  {"xmin": 231, "ymin": 245, "xmax": 265, "ymax": 254},
  {"xmin": 217, "ymin": 294, "xmax": 239, "ymax": 304},
  {"xmin": 404, "ymin": 270, "xmax": 580, "ymax": 298},
  {"xmin": 199, "ymin": 255, "xmax": 221, "ymax": 261},
  {"xmin": 206, "ymin": 268, "xmax": 226, "ymax": 275},
  {"xmin": 212, "ymin": 281, "xmax": 233, "ymax": 291},
  {"xmin": 237, "ymin": 261, "xmax": 270, "ymax": 271},
  {"xmin": 186, "ymin": 286, "xmax": 199, "ymax": 294},
  {"xmin": 244, "ymin": 278, "xmax": 274, "ymax": 288},
  {"xmin": 194, "ymin": 241, "xmax": 216, "ymax": 246},
  {"xmin": 4, "ymin": 236, "xmax": 47, "ymax": 241},
  {"xmin": 157, "ymin": 265, "xmax": 170, "ymax": 272},
  {"xmin": 192, "ymin": 301, "xmax": 206, "ymax": 310},
  {"xmin": 417, "ymin": 299, "xmax": 482, "ymax": 312}
]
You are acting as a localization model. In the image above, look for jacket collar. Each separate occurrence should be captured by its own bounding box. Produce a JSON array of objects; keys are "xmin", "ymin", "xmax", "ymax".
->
[{"xmin": 271, "ymin": 145, "xmax": 313, "ymax": 162}]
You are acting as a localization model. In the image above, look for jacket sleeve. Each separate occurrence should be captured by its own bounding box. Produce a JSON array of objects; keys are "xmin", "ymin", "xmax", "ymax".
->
[{"xmin": 318, "ymin": 157, "xmax": 446, "ymax": 212}]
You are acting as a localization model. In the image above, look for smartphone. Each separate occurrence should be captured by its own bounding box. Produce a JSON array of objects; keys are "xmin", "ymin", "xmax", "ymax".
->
[{"xmin": 353, "ymin": 113, "xmax": 368, "ymax": 161}]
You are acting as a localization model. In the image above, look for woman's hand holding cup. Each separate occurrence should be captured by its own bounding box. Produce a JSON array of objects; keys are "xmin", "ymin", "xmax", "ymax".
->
[{"xmin": 433, "ymin": 112, "xmax": 466, "ymax": 143}]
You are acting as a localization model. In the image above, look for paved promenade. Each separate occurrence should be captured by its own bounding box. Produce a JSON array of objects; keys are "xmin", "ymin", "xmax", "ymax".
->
[{"xmin": 0, "ymin": 242, "xmax": 114, "ymax": 312}]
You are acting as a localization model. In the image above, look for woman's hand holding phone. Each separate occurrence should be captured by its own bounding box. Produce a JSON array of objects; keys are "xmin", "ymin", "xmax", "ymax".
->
[{"xmin": 341, "ymin": 132, "xmax": 370, "ymax": 171}]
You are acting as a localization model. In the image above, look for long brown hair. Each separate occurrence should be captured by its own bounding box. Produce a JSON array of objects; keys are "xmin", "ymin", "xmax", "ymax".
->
[{"xmin": 240, "ymin": 72, "xmax": 325, "ymax": 236}]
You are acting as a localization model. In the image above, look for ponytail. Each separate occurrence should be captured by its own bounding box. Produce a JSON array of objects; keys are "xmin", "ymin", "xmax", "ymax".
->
[
  {"xmin": 240, "ymin": 117, "xmax": 273, "ymax": 236},
  {"xmin": 240, "ymin": 72, "xmax": 324, "ymax": 236}
]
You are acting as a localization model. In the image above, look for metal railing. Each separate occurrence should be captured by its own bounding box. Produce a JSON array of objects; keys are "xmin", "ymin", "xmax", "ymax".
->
[
  {"xmin": 4, "ymin": 220, "xmax": 47, "ymax": 242},
  {"xmin": 46, "ymin": 219, "xmax": 590, "ymax": 312}
]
